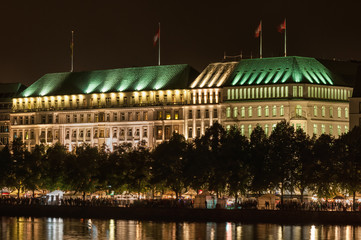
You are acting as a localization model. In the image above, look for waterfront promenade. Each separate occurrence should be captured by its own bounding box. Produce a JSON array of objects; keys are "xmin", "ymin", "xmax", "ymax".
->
[{"xmin": 2, "ymin": 205, "xmax": 361, "ymax": 225}]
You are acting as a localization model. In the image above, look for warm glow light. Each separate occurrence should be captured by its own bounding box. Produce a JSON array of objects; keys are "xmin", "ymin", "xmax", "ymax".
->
[
  {"xmin": 93, "ymin": 94, "xmax": 97, "ymax": 98},
  {"xmin": 111, "ymin": 93, "xmax": 115, "ymax": 98},
  {"xmin": 119, "ymin": 93, "xmax": 123, "ymax": 97},
  {"xmin": 50, "ymin": 96, "xmax": 54, "ymax": 101},
  {"xmin": 65, "ymin": 95, "xmax": 69, "ymax": 100},
  {"xmin": 79, "ymin": 95, "xmax": 84, "ymax": 99},
  {"xmin": 142, "ymin": 91, "xmax": 146, "ymax": 96},
  {"xmin": 72, "ymin": 95, "xmax": 76, "ymax": 100},
  {"xmin": 175, "ymin": 90, "xmax": 180, "ymax": 95},
  {"xmin": 44, "ymin": 97, "xmax": 48, "ymax": 101},
  {"xmin": 57, "ymin": 96, "xmax": 61, "ymax": 100},
  {"xmin": 101, "ymin": 93, "xmax": 105, "ymax": 98}
]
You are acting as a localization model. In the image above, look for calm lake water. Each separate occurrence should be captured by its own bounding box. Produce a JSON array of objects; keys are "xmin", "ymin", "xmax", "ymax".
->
[{"xmin": 1, "ymin": 217, "xmax": 361, "ymax": 240}]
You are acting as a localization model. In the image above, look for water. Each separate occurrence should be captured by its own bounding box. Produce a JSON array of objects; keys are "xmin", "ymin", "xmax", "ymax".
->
[{"xmin": 1, "ymin": 217, "xmax": 361, "ymax": 239}]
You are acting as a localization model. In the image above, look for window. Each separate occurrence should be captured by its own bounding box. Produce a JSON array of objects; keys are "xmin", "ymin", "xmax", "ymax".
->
[
  {"xmin": 94, "ymin": 129, "xmax": 98, "ymax": 138},
  {"xmin": 293, "ymin": 86, "xmax": 297, "ymax": 97},
  {"xmin": 280, "ymin": 105, "xmax": 284, "ymax": 116},
  {"xmin": 241, "ymin": 107, "xmax": 245, "ymax": 118},
  {"xmin": 66, "ymin": 115, "xmax": 70, "ymax": 123},
  {"xmin": 79, "ymin": 130, "xmax": 84, "ymax": 138},
  {"xmin": 87, "ymin": 114, "xmax": 91, "ymax": 122},
  {"xmin": 135, "ymin": 128, "xmax": 140, "ymax": 137},
  {"xmin": 86, "ymin": 130, "xmax": 91, "ymax": 138},
  {"xmin": 136, "ymin": 112, "xmax": 141, "ymax": 121},
  {"xmin": 128, "ymin": 112, "xmax": 133, "ymax": 121},
  {"xmin": 257, "ymin": 106, "xmax": 261, "ymax": 117},
  {"xmin": 174, "ymin": 126, "xmax": 179, "ymax": 134},
  {"xmin": 248, "ymin": 107, "xmax": 252, "ymax": 117},
  {"xmin": 80, "ymin": 114, "xmax": 84, "ymax": 123},
  {"xmin": 265, "ymin": 106, "xmax": 269, "ymax": 117},
  {"xmin": 166, "ymin": 112, "xmax": 171, "ymax": 120},
  {"xmin": 248, "ymin": 125, "xmax": 252, "ymax": 137},
  {"xmin": 114, "ymin": 113, "xmax": 118, "ymax": 121},
  {"xmin": 337, "ymin": 107, "xmax": 341, "ymax": 118},
  {"xmin": 197, "ymin": 110, "xmax": 201, "ymax": 119},
  {"xmin": 128, "ymin": 128, "xmax": 132, "ymax": 137},
  {"xmin": 205, "ymin": 110, "xmax": 209, "ymax": 119},
  {"xmin": 65, "ymin": 130, "xmax": 70, "ymax": 139},
  {"xmin": 143, "ymin": 128, "xmax": 148, "ymax": 137},
  {"xmin": 313, "ymin": 124, "xmax": 318, "ymax": 135},
  {"xmin": 196, "ymin": 127, "xmax": 201, "ymax": 137},
  {"xmin": 113, "ymin": 129, "xmax": 117, "ymax": 138},
  {"xmin": 188, "ymin": 127, "xmax": 193, "ymax": 138},
  {"xmin": 321, "ymin": 106, "xmax": 325, "ymax": 117},
  {"xmin": 233, "ymin": 107, "xmax": 238, "ymax": 118},
  {"xmin": 213, "ymin": 109, "xmax": 218, "ymax": 118},
  {"xmin": 188, "ymin": 110, "xmax": 193, "ymax": 119},
  {"xmin": 106, "ymin": 113, "xmax": 110, "ymax": 122},
  {"xmin": 226, "ymin": 107, "xmax": 231, "ymax": 118},
  {"xmin": 337, "ymin": 125, "xmax": 341, "ymax": 136},
  {"xmin": 321, "ymin": 124, "xmax": 325, "ymax": 134},
  {"xmin": 345, "ymin": 126, "xmax": 349, "ymax": 133},
  {"xmin": 329, "ymin": 125, "xmax": 333, "ymax": 135},
  {"xmin": 299, "ymin": 86, "xmax": 303, "ymax": 97},
  {"xmin": 314, "ymin": 106, "xmax": 318, "ymax": 117},
  {"xmin": 296, "ymin": 105, "xmax": 302, "ymax": 117},
  {"xmin": 272, "ymin": 106, "xmax": 277, "ymax": 117},
  {"xmin": 31, "ymin": 116, "xmax": 34, "ymax": 124},
  {"xmin": 121, "ymin": 113, "xmax": 125, "ymax": 121},
  {"xmin": 329, "ymin": 107, "xmax": 333, "ymax": 118},
  {"xmin": 73, "ymin": 115, "xmax": 77, "ymax": 123},
  {"xmin": 241, "ymin": 125, "xmax": 245, "ymax": 136},
  {"xmin": 345, "ymin": 107, "xmax": 349, "ymax": 119},
  {"xmin": 265, "ymin": 124, "xmax": 269, "ymax": 135},
  {"xmin": 144, "ymin": 112, "xmax": 148, "ymax": 121}
]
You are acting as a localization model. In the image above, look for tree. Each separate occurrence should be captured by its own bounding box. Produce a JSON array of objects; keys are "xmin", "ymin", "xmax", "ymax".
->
[
  {"xmin": 152, "ymin": 133, "xmax": 187, "ymax": 199},
  {"xmin": 43, "ymin": 142, "xmax": 68, "ymax": 190},
  {"xmin": 0, "ymin": 145, "xmax": 12, "ymax": 190},
  {"xmin": 23, "ymin": 144, "xmax": 45, "ymax": 196},
  {"xmin": 221, "ymin": 126, "xmax": 250, "ymax": 206},
  {"xmin": 268, "ymin": 121, "xmax": 296, "ymax": 204},
  {"xmin": 249, "ymin": 125, "xmax": 271, "ymax": 194},
  {"xmin": 335, "ymin": 127, "xmax": 361, "ymax": 210},
  {"xmin": 9, "ymin": 138, "xmax": 28, "ymax": 198},
  {"xmin": 293, "ymin": 129, "xmax": 315, "ymax": 202},
  {"xmin": 312, "ymin": 134, "xmax": 338, "ymax": 199}
]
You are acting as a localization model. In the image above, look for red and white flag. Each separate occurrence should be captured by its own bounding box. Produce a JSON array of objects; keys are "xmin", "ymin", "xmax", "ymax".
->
[
  {"xmin": 153, "ymin": 27, "xmax": 160, "ymax": 46},
  {"xmin": 255, "ymin": 22, "xmax": 262, "ymax": 38},
  {"xmin": 278, "ymin": 19, "xmax": 286, "ymax": 33}
]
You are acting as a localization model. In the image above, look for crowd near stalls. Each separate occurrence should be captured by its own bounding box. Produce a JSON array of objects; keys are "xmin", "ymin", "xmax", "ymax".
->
[{"xmin": 2, "ymin": 122, "xmax": 361, "ymax": 211}]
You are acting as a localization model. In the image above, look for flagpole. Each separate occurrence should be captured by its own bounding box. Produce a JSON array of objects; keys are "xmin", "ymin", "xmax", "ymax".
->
[
  {"xmin": 284, "ymin": 19, "xmax": 287, "ymax": 57},
  {"xmin": 260, "ymin": 20, "xmax": 263, "ymax": 59},
  {"xmin": 71, "ymin": 30, "xmax": 74, "ymax": 72},
  {"xmin": 158, "ymin": 22, "xmax": 160, "ymax": 66}
]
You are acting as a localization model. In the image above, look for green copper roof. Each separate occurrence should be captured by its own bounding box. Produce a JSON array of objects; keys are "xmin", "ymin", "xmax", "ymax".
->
[
  {"xmin": 226, "ymin": 56, "xmax": 348, "ymax": 87},
  {"xmin": 0, "ymin": 83, "xmax": 26, "ymax": 101},
  {"xmin": 19, "ymin": 64, "xmax": 197, "ymax": 97}
]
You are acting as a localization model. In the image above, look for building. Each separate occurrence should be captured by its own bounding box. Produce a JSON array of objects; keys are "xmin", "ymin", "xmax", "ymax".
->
[
  {"xmin": 10, "ymin": 56, "xmax": 357, "ymax": 151},
  {"xmin": 0, "ymin": 83, "xmax": 26, "ymax": 148}
]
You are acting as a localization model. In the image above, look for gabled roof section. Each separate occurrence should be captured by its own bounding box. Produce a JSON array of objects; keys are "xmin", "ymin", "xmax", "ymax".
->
[
  {"xmin": 0, "ymin": 83, "xmax": 26, "ymax": 101},
  {"xmin": 19, "ymin": 64, "xmax": 198, "ymax": 97},
  {"xmin": 226, "ymin": 56, "xmax": 348, "ymax": 87},
  {"xmin": 189, "ymin": 62, "xmax": 238, "ymax": 88}
]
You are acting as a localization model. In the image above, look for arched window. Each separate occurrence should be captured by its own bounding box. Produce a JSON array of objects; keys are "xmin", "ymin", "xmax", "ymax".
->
[
  {"xmin": 226, "ymin": 107, "xmax": 231, "ymax": 118},
  {"xmin": 321, "ymin": 106, "xmax": 325, "ymax": 117},
  {"xmin": 280, "ymin": 105, "xmax": 284, "ymax": 116},
  {"xmin": 241, "ymin": 107, "xmax": 245, "ymax": 118},
  {"xmin": 233, "ymin": 107, "xmax": 238, "ymax": 118},
  {"xmin": 345, "ymin": 107, "xmax": 349, "ymax": 118},
  {"xmin": 257, "ymin": 106, "xmax": 262, "ymax": 117},
  {"xmin": 337, "ymin": 107, "xmax": 341, "ymax": 118},
  {"xmin": 265, "ymin": 106, "xmax": 269, "ymax": 117},
  {"xmin": 296, "ymin": 105, "xmax": 302, "ymax": 117},
  {"xmin": 272, "ymin": 106, "xmax": 277, "ymax": 117},
  {"xmin": 314, "ymin": 106, "xmax": 318, "ymax": 117},
  {"xmin": 248, "ymin": 107, "xmax": 253, "ymax": 117}
]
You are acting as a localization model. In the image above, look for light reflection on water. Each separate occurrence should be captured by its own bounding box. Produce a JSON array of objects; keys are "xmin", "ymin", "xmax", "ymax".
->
[{"xmin": 1, "ymin": 217, "xmax": 361, "ymax": 240}]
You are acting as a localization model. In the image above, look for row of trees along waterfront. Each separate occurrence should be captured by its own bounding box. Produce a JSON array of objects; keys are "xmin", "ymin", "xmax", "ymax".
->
[{"xmin": 1, "ymin": 121, "xmax": 361, "ymax": 210}]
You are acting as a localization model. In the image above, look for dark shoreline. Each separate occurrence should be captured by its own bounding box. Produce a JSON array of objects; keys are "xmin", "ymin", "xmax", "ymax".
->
[{"xmin": 2, "ymin": 206, "xmax": 361, "ymax": 225}]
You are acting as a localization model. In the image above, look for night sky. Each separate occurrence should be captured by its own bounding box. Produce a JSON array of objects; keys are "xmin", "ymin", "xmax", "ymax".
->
[{"xmin": 1, "ymin": 0, "xmax": 361, "ymax": 86}]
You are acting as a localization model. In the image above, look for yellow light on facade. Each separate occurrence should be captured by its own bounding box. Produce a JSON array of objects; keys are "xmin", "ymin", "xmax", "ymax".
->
[
  {"xmin": 30, "ymin": 98, "xmax": 34, "ymax": 102},
  {"xmin": 175, "ymin": 90, "xmax": 180, "ymax": 95},
  {"xmin": 50, "ymin": 96, "xmax": 54, "ymax": 101},
  {"xmin": 79, "ymin": 95, "xmax": 84, "ymax": 99},
  {"xmin": 159, "ymin": 91, "xmax": 163, "ymax": 95},
  {"xmin": 65, "ymin": 95, "xmax": 69, "ymax": 100},
  {"xmin": 13, "ymin": 99, "xmax": 17, "ymax": 104},
  {"xmin": 57, "ymin": 96, "xmax": 61, "ymax": 100},
  {"xmin": 134, "ymin": 92, "xmax": 139, "ymax": 97},
  {"xmin": 72, "ymin": 95, "xmax": 76, "ymax": 100},
  {"xmin": 111, "ymin": 93, "xmax": 115, "ymax": 98},
  {"xmin": 24, "ymin": 98, "xmax": 28, "ymax": 103},
  {"xmin": 101, "ymin": 93, "xmax": 105, "ymax": 98},
  {"xmin": 44, "ymin": 97, "xmax": 48, "ymax": 101},
  {"xmin": 167, "ymin": 90, "xmax": 171, "ymax": 94},
  {"xmin": 93, "ymin": 94, "xmax": 97, "ymax": 98},
  {"xmin": 119, "ymin": 93, "xmax": 123, "ymax": 97},
  {"xmin": 142, "ymin": 91, "xmax": 146, "ymax": 96}
]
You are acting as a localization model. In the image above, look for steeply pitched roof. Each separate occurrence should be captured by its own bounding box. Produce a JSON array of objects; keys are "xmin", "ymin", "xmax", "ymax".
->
[
  {"xmin": 227, "ymin": 56, "xmax": 348, "ymax": 87},
  {"xmin": 19, "ymin": 64, "xmax": 198, "ymax": 97},
  {"xmin": 189, "ymin": 62, "xmax": 238, "ymax": 88},
  {"xmin": 0, "ymin": 83, "xmax": 26, "ymax": 101}
]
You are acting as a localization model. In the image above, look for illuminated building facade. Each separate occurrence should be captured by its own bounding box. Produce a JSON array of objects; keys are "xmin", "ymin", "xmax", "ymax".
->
[
  {"xmin": 10, "ymin": 57, "xmax": 356, "ymax": 151},
  {"xmin": 0, "ymin": 83, "xmax": 26, "ymax": 148}
]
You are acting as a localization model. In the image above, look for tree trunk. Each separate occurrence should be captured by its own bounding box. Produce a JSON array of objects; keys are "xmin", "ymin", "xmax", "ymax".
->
[
  {"xmin": 17, "ymin": 187, "xmax": 21, "ymax": 199},
  {"xmin": 234, "ymin": 193, "xmax": 238, "ymax": 209},
  {"xmin": 82, "ymin": 191, "xmax": 86, "ymax": 201},
  {"xmin": 300, "ymin": 188, "xmax": 304, "ymax": 203},
  {"xmin": 280, "ymin": 183, "xmax": 284, "ymax": 206}
]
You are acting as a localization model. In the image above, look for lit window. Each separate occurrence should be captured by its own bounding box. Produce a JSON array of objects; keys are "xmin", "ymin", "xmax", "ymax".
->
[
  {"xmin": 329, "ymin": 125, "xmax": 333, "ymax": 135},
  {"xmin": 188, "ymin": 127, "xmax": 193, "ymax": 138},
  {"xmin": 233, "ymin": 107, "xmax": 238, "ymax": 118},
  {"xmin": 329, "ymin": 107, "xmax": 333, "ymax": 118},
  {"xmin": 166, "ymin": 112, "xmax": 171, "ymax": 120},
  {"xmin": 174, "ymin": 111, "xmax": 179, "ymax": 120},
  {"xmin": 272, "ymin": 106, "xmax": 277, "ymax": 117},
  {"xmin": 321, "ymin": 106, "xmax": 325, "ymax": 117},
  {"xmin": 257, "ymin": 106, "xmax": 261, "ymax": 117},
  {"xmin": 293, "ymin": 86, "xmax": 297, "ymax": 97},
  {"xmin": 226, "ymin": 107, "xmax": 231, "ymax": 118},
  {"xmin": 314, "ymin": 106, "xmax": 318, "ymax": 117},
  {"xmin": 337, "ymin": 107, "xmax": 341, "ymax": 118},
  {"xmin": 313, "ymin": 124, "xmax": 318, "ymax": 135},
  {"xmin": 248, "ymin": 124, "xmax": 252, "ymax": 137},
  {"xmin": 265, "ymin": 106, "xmax": 269, "ymax": 117},
  {"xmin": 265, "ymin": 124, "xmax": 269, "ymax": 135},
  {"xmin": 345, "ymin": 126, "xmax": 349, "ymax": 133},
  {"xmin": 248, "ymin": 107, "xmax": 252, "ymax": 117},
  {"xmin": 280, "ymin": 105, "xmax": 284, "ymax": 116},
  {"xmin": 241, "ymin": 107, "xmax": 245, "ymax": 118},
  {"xmin": 345, "ymin": 107, "xmax": 349, "ymax": 119},
  {"xmin": 241, "ymin": 125, "xmax": 245, "ymax": 136},
  {"xmin": 321, "ymin": 124, "xmax": 325, "ymax": 134},
  {"xmin": 337, "ymin": 125, "xmax": 341, "ymax": 136}
]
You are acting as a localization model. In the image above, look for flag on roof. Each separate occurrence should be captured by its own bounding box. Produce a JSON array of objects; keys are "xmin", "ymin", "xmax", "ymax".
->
[
  {"xmin": 278, "ymin": 19, "xmax": 286, "ymax": 33},
  {"xmin": 153, "ymin": 27, "xmax": 160, "ymax": 46},
  {"xmin": 255, "ymin": 21, "xmax": 262, "ymax": 38}
]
